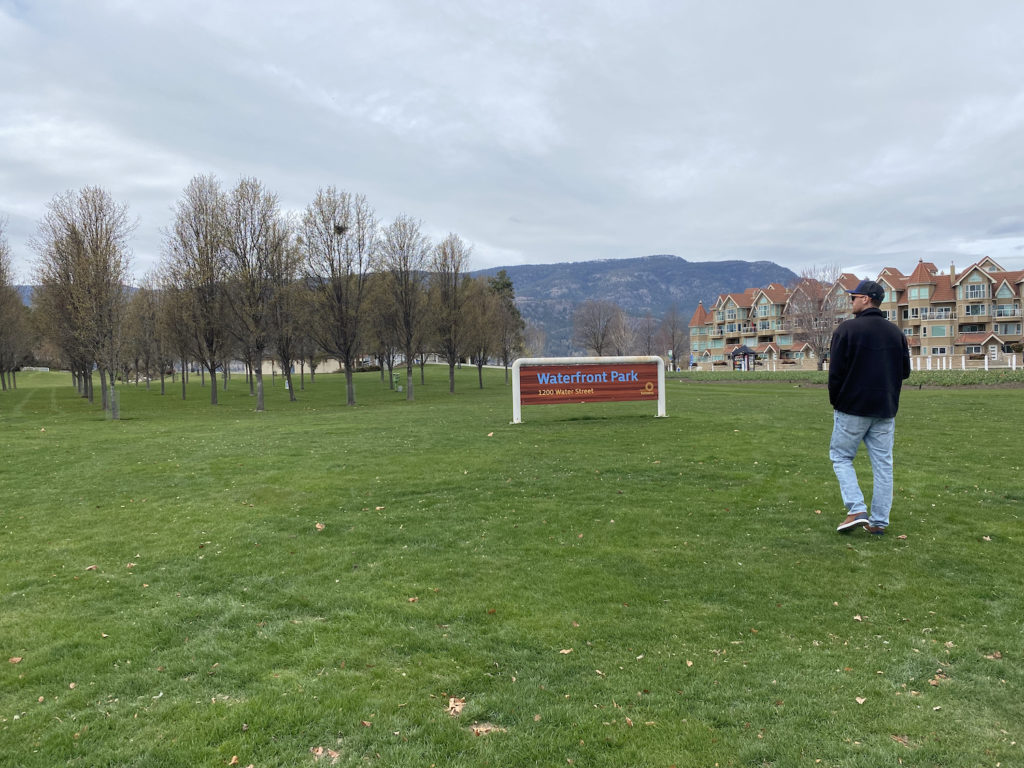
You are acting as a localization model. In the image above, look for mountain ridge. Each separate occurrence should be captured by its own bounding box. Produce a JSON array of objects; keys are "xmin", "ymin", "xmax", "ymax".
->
[{"xmin": 473, "ymin": 254, "xmax": 798, "ymax": 354}]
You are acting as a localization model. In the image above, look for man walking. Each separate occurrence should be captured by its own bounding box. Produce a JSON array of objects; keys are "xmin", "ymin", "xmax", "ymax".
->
[{"xmin": 828, "ymin": 279, "xmax": 911, "ymax": 535}]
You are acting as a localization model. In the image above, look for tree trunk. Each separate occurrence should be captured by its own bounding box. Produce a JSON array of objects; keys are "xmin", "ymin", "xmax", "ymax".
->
[
  {"xmin": 284, "ymin": 371, "xmax": 297, "ymax": 402},
  {"xmin": 99, "ymin": 368, "xmax": 109, "ymax": 411},
  {"xmin": 255, "ymin": 369, "xmax": 264, "ymax": 411},
  {"xmin": 406, "ymin": 360, "xmax": 414, "ymax": 401},
  {"xmin": 109, "ymin": 382, "xmax": 120, "ymax": 420},
  {"xmin": 344, "ymin": 367, "xmax": 356, "ymax": 406},
  {"xmin": 449, "ymin": 362, "xmax": 456, "ymax": 393},
  {"xmin": 478, "ymin": 361, "xmax": 484, "ymax": 389},
  {"xmin": 208, "ymin": 367, "xmax": 218, "ymax": 405}
]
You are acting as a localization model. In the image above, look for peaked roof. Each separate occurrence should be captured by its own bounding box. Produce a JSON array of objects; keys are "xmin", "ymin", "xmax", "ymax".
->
[
  {"xmin": 836, "ymin": 273, "xmax": 861, "ymax": 291},
  {"xmin": 955, "ymin": 332, "xmax": 1003, "ymax": 345},
  {"xmin": 688, "ymin": 301, "xmax": 710, "ymax": 327},
  {"xmin": 907, "ymin": 260, "xmax": 938, "ymax": 285}
]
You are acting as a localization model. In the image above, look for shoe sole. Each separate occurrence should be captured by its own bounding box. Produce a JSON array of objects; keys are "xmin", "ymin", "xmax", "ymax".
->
[{"xmin": 837, "ymin": 518, "xmax": 869, "ymax": 532}]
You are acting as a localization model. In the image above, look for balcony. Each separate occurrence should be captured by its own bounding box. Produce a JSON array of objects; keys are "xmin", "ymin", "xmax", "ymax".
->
[
  {"xmin": 917, "ymin": 309, "xmax": 956, "ymax": 320},
  {"xmin": 961, "ymin": 305, "xmax": 990, "ymax": 319}
]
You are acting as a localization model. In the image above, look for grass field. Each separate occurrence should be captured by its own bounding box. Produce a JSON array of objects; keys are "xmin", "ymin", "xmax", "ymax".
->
[{"xmin": 1, "ymin": 368, "xmax": 1021, "ymax": 767}]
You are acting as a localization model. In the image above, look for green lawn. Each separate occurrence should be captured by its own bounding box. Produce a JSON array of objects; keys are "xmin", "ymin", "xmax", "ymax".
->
[{"xmin": 1, "ymin": 369, "xmax": 1021, "ymax": 767}]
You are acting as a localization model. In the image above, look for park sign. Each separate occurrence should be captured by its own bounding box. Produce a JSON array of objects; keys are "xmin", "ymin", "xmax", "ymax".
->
[{"xmin": 511, "ymin": 356, "xmax": 667, "ymax": 423}]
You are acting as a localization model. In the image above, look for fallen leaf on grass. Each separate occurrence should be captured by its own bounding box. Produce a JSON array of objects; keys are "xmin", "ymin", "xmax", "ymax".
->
[
  {"xmin": 228, "ymin": 757, "xmax": 239, "ymax": 766},
  {"xmin": 559, "ymin": 648, "xmax": 573, "ymax": 654},
  {"xmin": 897, "ymin": 534, "xmax": 908, "ymax": 540},
  {"xmin": 360, "ymin": 720, "xmax": 372, "ymax": 727},
  {"xmin": 891, "ymin": 734, "xmax": 911, "ymax": 747},
  {"xmin": 487, "ymin": 432, "xmax": 494, "ymax": 437},
  {"xmin": 470, "ymin": 722, "xmax": 506, "ymax": 736},
  {"xmin": 315, "ymin": 522, "xmax": 325, "ymax": 531},
  {"xmin": 9, "ymin": 657, "xmax": 22, "ymax": 664},
  {"xmin": 982, "ymin": 535, "xmax": 992, "ymax": 542},
  {"xmin": 447, "ymin": 697, "xmax": 466, "ymax": 716},
  {"xmin": 984, "ymin": 651, "xmax": 1003, "ymax": 660},
  {"xmin": 85, "ymin": 565, "xmax": 98, "ymax": 571},
  {"xmin": 854, "ymin": 615, "xmax": 863, "ymax": 621},
  {"xmin": 534, "ymin": 714, "xmax": 541, "ymax": 722},
  {"xmin": 855, "ymin": 697, "xmax": 867, "ymax": 705},
  {"xmin": 310, "ymin": 746, "xmax": 340, "ymax": 764}
]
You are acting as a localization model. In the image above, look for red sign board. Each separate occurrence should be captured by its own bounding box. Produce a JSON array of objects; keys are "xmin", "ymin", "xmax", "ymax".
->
[{"xmin": 519, "ymin": 363, "xmax": 660, "ymax": 405}]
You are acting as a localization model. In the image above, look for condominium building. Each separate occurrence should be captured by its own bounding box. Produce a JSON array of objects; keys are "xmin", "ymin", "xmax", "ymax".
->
[{"xmin": 689, "ymin": 257, "xmax": 1024, "ymax": 367}]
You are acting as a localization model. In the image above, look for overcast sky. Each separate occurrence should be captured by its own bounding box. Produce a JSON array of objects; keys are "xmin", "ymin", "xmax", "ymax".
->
[{"xmin": 4, "ymin": 0, "xmax": 1024, "ymax": 284}]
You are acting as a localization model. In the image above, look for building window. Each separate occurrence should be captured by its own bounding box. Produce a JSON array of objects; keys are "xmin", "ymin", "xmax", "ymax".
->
[
  {"xmin": 965, "ymin": 345, "xmax": 982, "ymax": 354},
  {"xmin": 964, "ymin": 304, "xmax": 987, "ymax": 316},
  {"xmin": 965, "ymin": 284, "xmax": 988, "ymax": 299},
  {"xmin": 930, "ymin": 347, "xmax": 947, "ymax": 355}
]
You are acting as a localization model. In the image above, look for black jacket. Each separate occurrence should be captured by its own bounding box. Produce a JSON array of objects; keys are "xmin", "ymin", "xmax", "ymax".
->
[{"xmin": 828, "ymin": 307, "xmax": 911, "ymax": 418}]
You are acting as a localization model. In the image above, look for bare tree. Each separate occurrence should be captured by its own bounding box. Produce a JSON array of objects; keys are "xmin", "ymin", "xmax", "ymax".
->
[
  {"xmin": 301, "ymin": 188, "xmax": 376, "ymax": 405},
  {"xmin": 572, "ymin": 299, "xmax": 624, "ymax": 356},
  {"xmin": 0, "ymin": 217, "xmax": 32, "ymax": 390},
  {"xmin": 267, "ymin": 239, "xmax": 307, "ymax": 402},
  {"xmin": 221, "ymin": 177, "xmax": 291, "ymax": 411},
  {"xmin": 463, "ymin": 276, "xmax": 500, "ymax": 388},
  {"xmin": 31, "ymin": 187, "xmax": 134, "ymax": 418},
  {"xmin": 365, "ymin": 271, "xmax": 400, "ymax": 388},
  {"xmin": 161, "ymin": 174, "xmax": 231, "ymax": 404},
  {"xmin": 630, "ymin": 313, "xmax": 656, "ymax": 356},
  {"xmin": 523, "ymin": 322, "xmax": 546, "ymax": 357},
  {"xmin": 487, "ymin": 269, "xmax": 525, "ymax": 384},
  {"xmin": 155, "ymin": 277, "xmax": 194, "ymax": 399},
  {"xmin": 786, "ymin": 264, "xmax": 845, "ymax": 370},
  {"xmin": 657, "ymin": 303, "xmax": 689, "ymax": 370},
  {"xmin": 430, "ymin": 233, "xmax": 472, "ymax": 393},
  {"xmin": 378, "ymin": 215, "xmax": 431, "ymax": 400}
]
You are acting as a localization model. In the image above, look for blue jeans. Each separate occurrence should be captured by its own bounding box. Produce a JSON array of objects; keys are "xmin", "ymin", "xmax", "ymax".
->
[{"xmin": 829, "ymin": 410, "xmax": 895, "ymax": 528}]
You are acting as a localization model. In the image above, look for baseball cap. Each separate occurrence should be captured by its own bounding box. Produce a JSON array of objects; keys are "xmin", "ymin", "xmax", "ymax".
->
[{"xmin": 847, "ymin": 279, "xmax": 885, "ymax": 302}]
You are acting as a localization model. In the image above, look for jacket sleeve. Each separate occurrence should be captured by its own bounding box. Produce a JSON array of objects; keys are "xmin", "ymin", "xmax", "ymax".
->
[
  {"xmin": 901, "ymin": 334, "xmax": 911, "ymax": 380},
  {"xmin": 827, "ymin": 329, "xmax": 846, "ymax": 407}
]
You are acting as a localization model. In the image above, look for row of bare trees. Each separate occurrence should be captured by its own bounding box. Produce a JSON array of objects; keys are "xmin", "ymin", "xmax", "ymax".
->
[
  {"xmin": 0, "ymin": 217, "xmax": 34, "ymax": 390},
  {"xmin": 572, "ymin": 299, "xmax": 690, "ymax": 364},
  {"xmin": 18, "ymin": 177, "xmax": 526, "ymax": 417}
]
